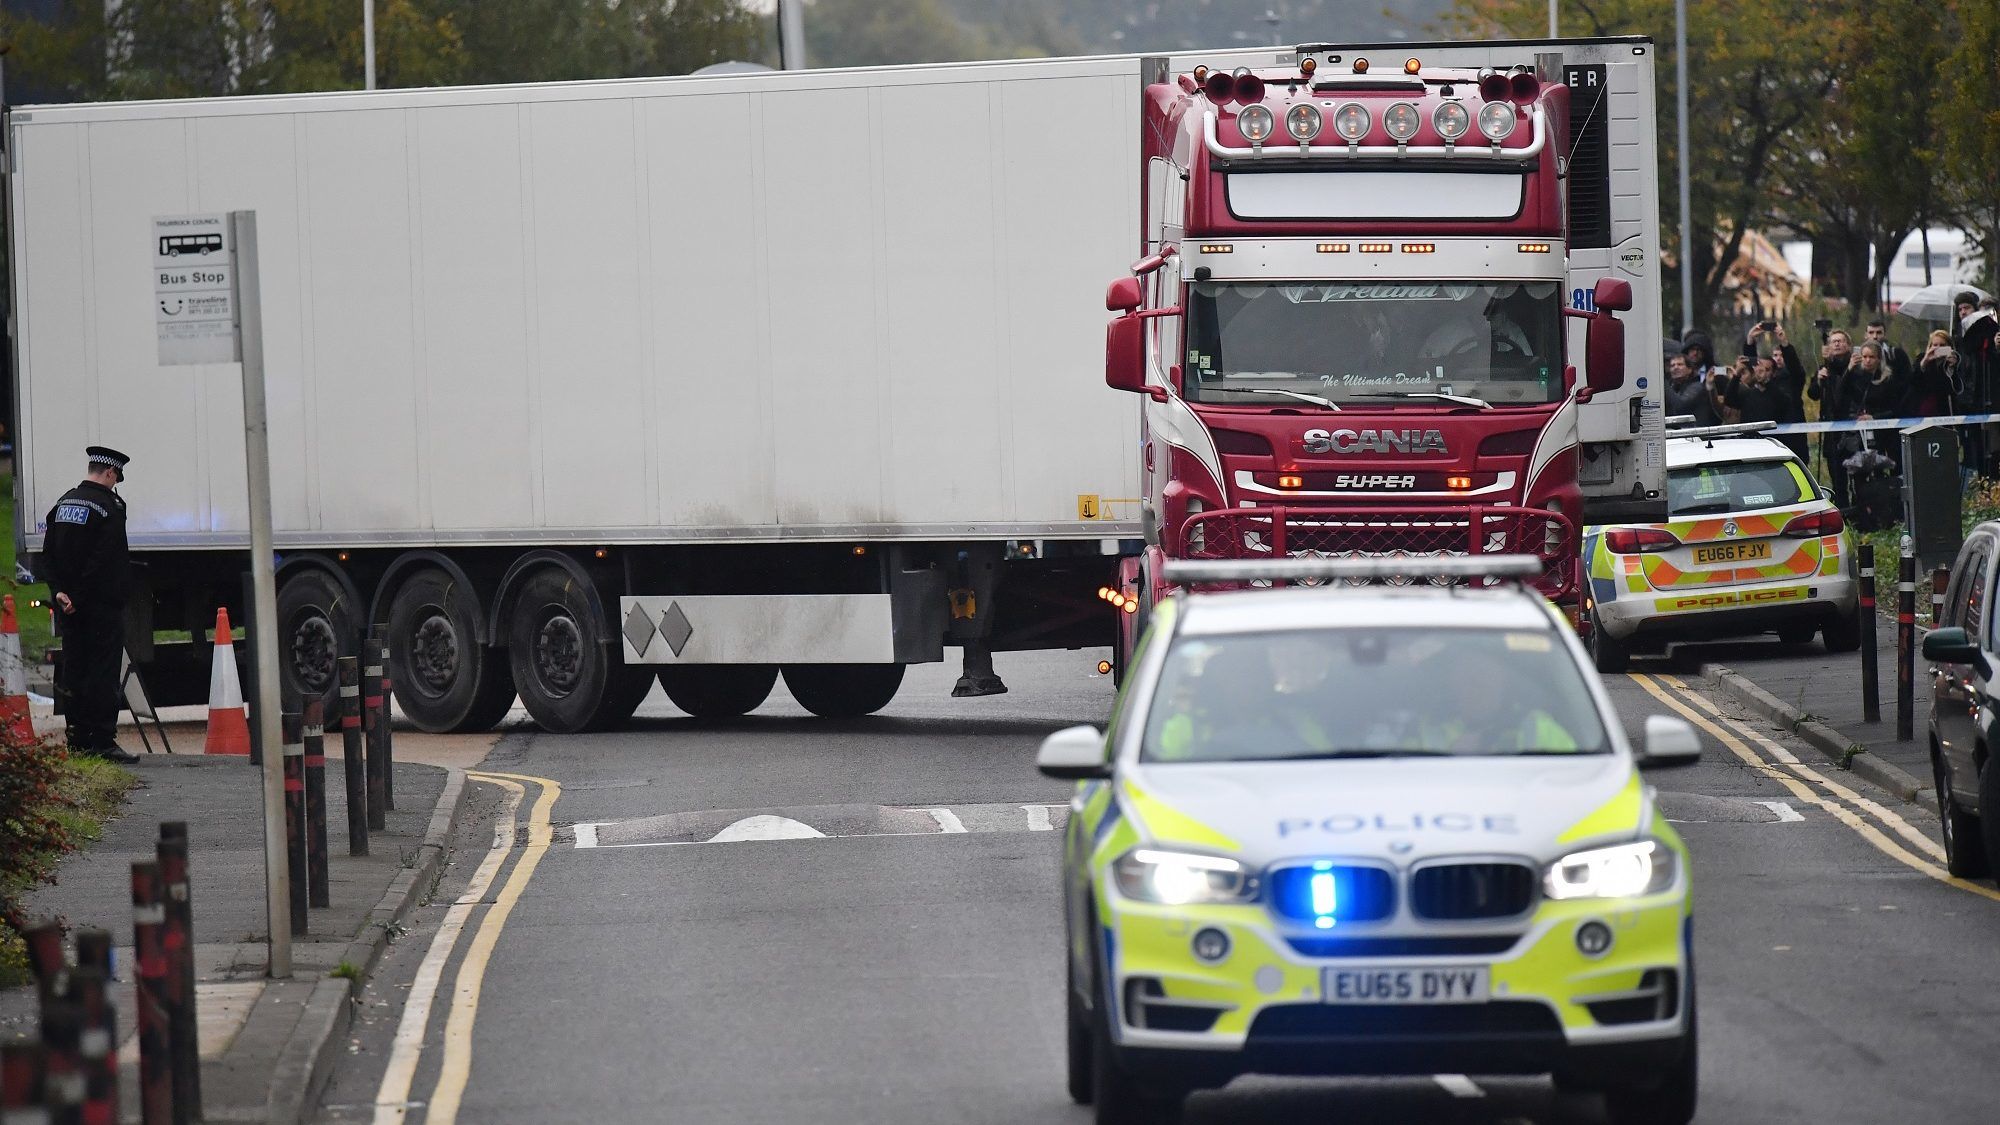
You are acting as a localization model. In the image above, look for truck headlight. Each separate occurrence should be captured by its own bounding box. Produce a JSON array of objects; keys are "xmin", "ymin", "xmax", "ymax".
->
[
  {"xmin": 1543, "ymin": 839, "xmax": 1677, "ymax": 900},
  {"xmin": 1114, "ymin": 848, "xmax": 1253, "ymax": 905}
]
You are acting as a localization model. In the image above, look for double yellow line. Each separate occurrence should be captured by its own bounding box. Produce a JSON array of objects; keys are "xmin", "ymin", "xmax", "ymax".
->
[
  {"xmin": 1630, "ymin": 672, "xmax": 2000, "ymax": 905},
  {"xmin": 373, "ymin": 769, "xmax": 563, "ymax": 1125}
]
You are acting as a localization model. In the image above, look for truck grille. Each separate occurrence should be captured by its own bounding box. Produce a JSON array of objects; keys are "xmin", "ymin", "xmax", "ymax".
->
[
  {"xmin": 1410, "ymin": 862, "xmax": 1538, "ymax": 920},
  {"xmin": 1180, "ymin": 505, "xmax": 1575, "ymax": 599}
]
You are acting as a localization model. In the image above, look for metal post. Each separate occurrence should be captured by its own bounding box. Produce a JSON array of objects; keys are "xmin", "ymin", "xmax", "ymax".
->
[
  {"xmin": 2, "ymin": 1038, "xmax": 46, "ymax": 1118},
  {"xmin": 303, "ymin": 699, "xmax": 330, "ymax": 908},
  {"xmin": 1932, "ymin": 566, "xmax": 1948, "ymax": 626},
  {"xmin": 230, "ymin": 211, "xmax": 290, "ymax": 979},
  {"xmin": 237, "ymin": 573, "xmax": 261, "ymax": 765},
  {"xmin": 363, "ymin": 0, "xmax": 376, "ymax": 90},
  {"xmin": 36, "ymin": 1003, "xmax": 81, "ymax": 1125},
  {"xmin": 376, "ymin": 630, "xmax": 395, "ymax": 811},
  {"xmin": 282, "ymin": 712, "xmax": 307, "ymax": 938},
  {"xmin": 338, "ymin": 657, "xmax": 369, "ymax": 855},
  {"xmin": 130, "ymin": 861, "xmax": 173, "ymax": 1125},
  {"xmin": 1897, "ymin": 545, "xmax": 1916, "ymax": 742},
  {"xmin": 1859, "ymin": 543, "xmax": 1880, "ymax": 723},
  {"xmin": 777, "ymin": 0, "xmax": 807, "ymax": 70},
  {"xmin": 66, "ymin": 969, "xmax": 114, "ymax": 1124},
  {"xmin": 1674, "ymin": 0, "xmax": 1693, "ymax": 334},
  {"xmin": 363, "ymin": 629, "xmax": 387, "ymax": 831},
  {"xmin": 155, "ymin": 824, "xmax": 198, "ymax": 1123},
  {"xmin": 1548, "ymin": 0, "xmax": 1558, "ymax": 36}
]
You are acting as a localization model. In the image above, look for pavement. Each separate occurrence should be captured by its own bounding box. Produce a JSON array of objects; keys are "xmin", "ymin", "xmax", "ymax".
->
[
  {"xmin": 1661, "ymin": 606, "xmax": 1934, "ymax": 805},
  {"xmin": 1, "ymin": 718, "xmax": 495, "ymax": 1123}
]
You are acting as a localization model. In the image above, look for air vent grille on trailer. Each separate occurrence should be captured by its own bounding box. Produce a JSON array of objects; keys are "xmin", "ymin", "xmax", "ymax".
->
[{"xmin": 1564, "ymin": 64, "xmax": 1612, "ymax": 250}]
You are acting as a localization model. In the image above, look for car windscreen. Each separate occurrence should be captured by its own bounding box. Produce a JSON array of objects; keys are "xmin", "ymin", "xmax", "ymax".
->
[
  {"xmin": 1667, "ymin": 460, "xmax": 1814, "ymax": 515},
  {"xmin": 1141, "ymin": 627, "xmax": 1609, "ymax": 763}
]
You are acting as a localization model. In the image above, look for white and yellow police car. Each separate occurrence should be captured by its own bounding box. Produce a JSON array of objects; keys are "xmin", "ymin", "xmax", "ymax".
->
[
  {"xmin": 1583, "ymin": 423, "xmax": 1860, "ymax": 672},
  {"xmin": 1042, "ymin": 557, "xmax": 1702, "ymax": 1125}
]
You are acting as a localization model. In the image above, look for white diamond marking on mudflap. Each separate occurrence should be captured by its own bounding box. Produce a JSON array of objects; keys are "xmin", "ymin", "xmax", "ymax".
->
[
  {"xmin": 622, "ymin": 605, "xmax": 657, "ymax": 657},
  {"xmin": 658, "ymin": 602, "xmax": 694, "ymax": 658}
]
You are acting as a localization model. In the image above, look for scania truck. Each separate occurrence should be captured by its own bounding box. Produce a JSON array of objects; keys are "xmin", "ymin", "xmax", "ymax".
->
[{"xmin": 1099, "ymin": 39, "xmax": 1665, "ymax": 664}]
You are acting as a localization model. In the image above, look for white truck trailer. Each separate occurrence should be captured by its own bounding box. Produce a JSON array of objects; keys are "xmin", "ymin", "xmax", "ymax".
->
[{"xmin": 7, "ymin": 38, "xmax": 1663, "ymax": 733}]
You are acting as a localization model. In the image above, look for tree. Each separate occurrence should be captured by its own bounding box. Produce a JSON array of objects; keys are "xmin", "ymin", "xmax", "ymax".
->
[
  {"xmin": 1937, "ymin": 0, "xmax": 2000, "ymax": 289},
  {"xmin": 436, "ymin": 0, "xmax": 767, "ymax": 85}
]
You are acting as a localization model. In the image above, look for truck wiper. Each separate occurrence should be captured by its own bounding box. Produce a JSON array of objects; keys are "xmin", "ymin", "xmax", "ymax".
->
[
  {"xmin": 1349, "ymin": 390, "xmax": 1492, "ymax": 409},
  {"xmin": 1228, "ymin": 387, "xmax": 1342, "ymax": 411}
]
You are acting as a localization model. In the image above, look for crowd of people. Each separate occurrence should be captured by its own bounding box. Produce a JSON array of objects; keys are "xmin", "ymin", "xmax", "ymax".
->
[{"xmin": 1663, "ymin": 292, "xmax": 2000, "ymax": 511}]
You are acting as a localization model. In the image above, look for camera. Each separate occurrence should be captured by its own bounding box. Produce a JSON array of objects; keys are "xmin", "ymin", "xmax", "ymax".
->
[
  {"xmin": 1813, "ymin": 317, "xmax": 1833, "ymax": 342},
  {"xmin": 1758, "ymin": 320, "xmax": 1777, "ymax": 332}
]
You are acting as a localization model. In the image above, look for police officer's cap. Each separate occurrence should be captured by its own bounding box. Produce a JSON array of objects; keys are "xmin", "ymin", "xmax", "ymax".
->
[{"xmin": 86, "ymin": 445, "xmax": 131, "ymax": 480}]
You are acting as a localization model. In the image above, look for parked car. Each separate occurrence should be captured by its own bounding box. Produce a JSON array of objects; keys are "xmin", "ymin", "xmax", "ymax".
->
[{"xmin": 1922, "ymin": 521, "xmax": 2000, "ymax": 878}]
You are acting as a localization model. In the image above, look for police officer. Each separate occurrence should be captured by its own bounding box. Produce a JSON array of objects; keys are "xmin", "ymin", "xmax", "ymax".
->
[{"xmin": 41, "ymin": 446, "xmax": 139, "ymax": 763}]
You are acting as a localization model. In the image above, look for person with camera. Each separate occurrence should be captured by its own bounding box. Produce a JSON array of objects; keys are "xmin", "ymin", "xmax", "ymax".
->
[
  {"xmin": 1729, "ymin": 321, "xmax": 1809, "ymax": 459},
  {"xmin": 1808, "ymin": 328, "xmax": 1860, "ymax": 506},
  {"xmin": 1849, "ymin": 341, "xmax": 1908, "ymax": 471},
  {"xmin": 1910, "ymin": 329, "xmax": 1960, "ymax": 418}
]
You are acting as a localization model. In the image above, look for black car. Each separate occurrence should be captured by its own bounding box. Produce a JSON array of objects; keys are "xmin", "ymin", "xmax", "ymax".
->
[{"xmin": 1922, "ymin": 522, "xmax": 2000, "ymax": 878}]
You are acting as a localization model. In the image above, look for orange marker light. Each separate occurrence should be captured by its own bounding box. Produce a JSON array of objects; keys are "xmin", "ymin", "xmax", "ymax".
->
[
  {"xmin": 1353, "ymin": 58, "xmax": 1370, "ymax": 74},
  {"xmin": 593, "ymin": 548, "xmax": 608, "ymax": 558},
  {"xmin": 1097, "ymin": 659, "xmax": 1114, "ymax": 675},
  {"xmin": 1124, "ymin": 600, "xmax": 1138, "ymax": 614},
  {"xmin": 1405, "ymin": 57, "xmax": 1422, "ymax": 75},
  {"xmin": 1447, "ymin": 475, "xmax": 1474, "ymax": 490},
  {"xmin": 1278, "ymin": 474, "xmax": 1305, "ymax": 489},
  {"xmin": 1301, "ymin": 58, "xmax": 1317, "ymax": 77},
  {"xmin": 1194, "ymin": 65, "xmax": 1209, "ymax": 82}
]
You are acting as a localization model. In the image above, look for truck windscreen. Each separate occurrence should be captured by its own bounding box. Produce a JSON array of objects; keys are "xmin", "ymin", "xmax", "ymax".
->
[{"xmin": 1182, "ymin": 280, "xmax": 1565, "ymax": 406}]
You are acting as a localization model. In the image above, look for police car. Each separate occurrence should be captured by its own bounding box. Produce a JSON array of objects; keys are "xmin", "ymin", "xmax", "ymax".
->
[
  {"xmin": 1042, "ymin": 557, "xmax": 1702, "ymax": 1125},
  {"xmin": 1582, "ymin": 423, "xmax": 1861, "ymax": 672}
]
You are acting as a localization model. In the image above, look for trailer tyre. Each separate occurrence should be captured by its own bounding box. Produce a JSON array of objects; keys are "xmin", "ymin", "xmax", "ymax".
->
[
  {"xmin": 277, "ymin": 568, "xmax": 358, "ymax": 714},
  {"xmin": 781, "ymin": 663, "xmax": 905, "ymax": 718},
  {"xmin": 657, "ymin": 665, "xmax": 778, "ymax": 719},
  {"xmin": 506, "ymin": 568, "xmax": 649, "ymax": 733},
  {"xmin": 387, "ymin": 569, "xmax": 516, "ymax": 733}
]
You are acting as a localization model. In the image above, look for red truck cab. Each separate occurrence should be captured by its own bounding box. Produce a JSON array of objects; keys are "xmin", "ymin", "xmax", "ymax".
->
[{"xmin": 1104, "ymin": 51, "xmax": 1633, "ymax": 664}]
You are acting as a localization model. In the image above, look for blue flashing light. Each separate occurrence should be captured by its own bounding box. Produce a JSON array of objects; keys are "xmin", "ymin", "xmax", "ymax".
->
[
  {"xmin": 1310, "ymin": 870, "xmax": 1337, "ymax": 927},
  {"xmin": 1269, "ymin": 862, "xmax": 1396, "ymax": 927}
]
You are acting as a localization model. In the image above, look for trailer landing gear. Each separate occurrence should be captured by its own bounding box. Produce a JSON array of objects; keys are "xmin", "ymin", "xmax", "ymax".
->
[{"xmin": 951, "ymin": 642, "xmax": 1007, "ymax": 697}]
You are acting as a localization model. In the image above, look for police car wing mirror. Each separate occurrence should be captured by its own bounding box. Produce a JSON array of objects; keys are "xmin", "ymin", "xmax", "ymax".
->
[
  {"xmin": 1037, "ymin": 724, "xmax": 1112, "ymax": 780},
  {"xmin": 1637, "ymin": 714, "xmax": 1701, "ymax": 769}
]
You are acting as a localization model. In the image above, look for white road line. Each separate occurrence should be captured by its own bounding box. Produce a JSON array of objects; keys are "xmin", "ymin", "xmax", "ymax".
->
[
  {"xmin": 372, "ymin": 774, "xmax": 520, "ymax": 1125},
  {"xmin": 573, "ymin": 822, "xmax": 599, "ymax": 849},
  {"xmin": 926, "ymin": 808, "xmax": 968, "ymax": 834},
  {"xmin": 1756, "ymin": 800, "xmax": 1805, "ymax": 823},
  {"xmin": 1022, "ymin": 804, "xmax": 1055, "ymax": 832},
  {"xmin": 1433, "ymin": 1074, "xmax": 1484, "ymax": 1098}
]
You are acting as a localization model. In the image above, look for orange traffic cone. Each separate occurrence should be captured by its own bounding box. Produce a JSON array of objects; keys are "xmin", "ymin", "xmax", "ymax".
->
[
  {"xmin": 204, "ymin": 607, "xmax": 252, "ymax": 755},
  {"xmin": 0, "ymin": 595, "xmax": 33, "ymax": 744}
]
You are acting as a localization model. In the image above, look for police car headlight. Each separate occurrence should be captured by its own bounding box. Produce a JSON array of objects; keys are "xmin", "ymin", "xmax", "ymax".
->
[
  {"xmin": 1114, "ymin": 849, "xmax": 1253, "ymax": 905},
  {"xmin": 1542, "ymin": 840, "xmax": 1677, "ymax": 900}
]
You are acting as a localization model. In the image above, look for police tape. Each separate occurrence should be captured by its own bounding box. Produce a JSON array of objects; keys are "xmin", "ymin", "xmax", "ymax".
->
[{"xmin": 1749, "ymin": 412, "xmax": 2000, "ymax": 435}]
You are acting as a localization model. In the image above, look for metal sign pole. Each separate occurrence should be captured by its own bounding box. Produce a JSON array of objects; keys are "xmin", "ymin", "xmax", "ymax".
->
[{"xmin": 230, "ymin": 210, "xmax": 291, "ymax": 978}]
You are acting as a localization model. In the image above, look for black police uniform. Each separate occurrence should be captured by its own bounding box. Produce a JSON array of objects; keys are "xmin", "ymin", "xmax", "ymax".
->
[{"xmin": 41, "ymin": 447, "xmax": 132, "ymax": 755}]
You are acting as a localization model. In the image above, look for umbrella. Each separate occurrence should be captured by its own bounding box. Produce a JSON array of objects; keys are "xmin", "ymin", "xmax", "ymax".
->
[{"xmin": 1896, "ymin": 282, "xmax": 1993, "ymax": 321}]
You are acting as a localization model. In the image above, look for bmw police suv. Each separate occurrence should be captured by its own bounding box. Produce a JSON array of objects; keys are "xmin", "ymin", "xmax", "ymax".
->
[{"xmin": 1042, "ymin": 557, "xmax": 1703, "ymax": 1125}]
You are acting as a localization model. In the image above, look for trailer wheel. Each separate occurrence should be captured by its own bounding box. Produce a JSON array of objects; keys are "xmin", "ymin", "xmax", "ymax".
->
[
  {"xmin": 781, "ymin": 663, "xmax": 905, "ymax": 718},
  {"xmin": 657, "ymin": 665, "xmax": 779, "ymax": 719},
  {"xmin": 506, "ymin": 567, "xmax": 650, "ymax": 733},
  {"xmin": 277, "ymin": 568, "xmax": 358, "ymax": 714},
  {"xmin": 387, "ymin": 568, "xmax": 516, "ymax": 733}
]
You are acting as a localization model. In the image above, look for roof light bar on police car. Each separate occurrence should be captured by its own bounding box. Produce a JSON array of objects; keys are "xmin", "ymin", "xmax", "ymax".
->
[
  {"xmin": 1161, "ymin": 555, "xmax": 1543, "ymax": 585},
  {"xmin": 1666, "ymin": 421, "xmax": 1779, "ymax": 440}
]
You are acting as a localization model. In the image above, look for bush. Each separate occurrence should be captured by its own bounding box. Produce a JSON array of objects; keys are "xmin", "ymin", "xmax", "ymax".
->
[{"xmin": 0, "ymin": 733, "xmax": 79, "ymax": 963}]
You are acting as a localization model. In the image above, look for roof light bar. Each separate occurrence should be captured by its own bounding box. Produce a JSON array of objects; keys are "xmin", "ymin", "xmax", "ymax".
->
[
  {"xmin": 1161, "ymin": 555, "xmax": 1544, "ymax": 585},
  {"xmin": 1666, "ymin": 420, "xmax": 1779, "ymax": 438},
  {"xmin": 1203, "ymin": 103, "xmax": 1547, "ymax": 163}
]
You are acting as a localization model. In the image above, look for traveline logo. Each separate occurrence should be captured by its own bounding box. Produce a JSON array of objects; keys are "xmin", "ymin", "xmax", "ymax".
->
[
  {"xmin": 1302, "ymin": 428, "xmax": 1449, "ymax": 455},
  {"xmin": 1278, "ymin": 813, "xmax": 1519, "ymax": 837}
]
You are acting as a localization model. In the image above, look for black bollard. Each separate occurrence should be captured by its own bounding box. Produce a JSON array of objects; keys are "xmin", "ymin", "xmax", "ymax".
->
[
  {"xmin": 362, "ymin": 629, "xmax": 387, "ymax": 832},
  {"xmin": 303, "ymin": 700, "xmax": 330, "ymax": 908},
  {"xmin": 375, "ymin": 628, "xmax": 397, "ymax": 811},
  {"xmin": 1897, "ymin": 546, "xmax": 1916, "ymax": 742},
  {"xmin": 131, "ymin": 861, "xmax": 174, "ymax": 1125},
  {"xmin": 66, "ymin": 968, "xmax": 115, "ymax": 1125},
  {"xmin": 2, "ymin": 1037, "xmax": 46, "ymax": 1116},
  {"xmin": 1859, "ymin": 543, "xmax": 1880, "ymax": 724},
  {"xmin": 38, "ymin": 1000, "xmax": 83, "ymax": 1125},
  {"xmin": 156, "ymin": 824, "xmax": 199, "ymax": 1122},
  {"xmin": 1932, "ymin": 566, "xmax": 1948, "ymax": 627},
  {"xmin": 282, "ymin": 712, "xmax": 308, "ymax": 937},
  {"xmin": 338, "ymin": 657, "xmax": 369, "ymax": 855}
]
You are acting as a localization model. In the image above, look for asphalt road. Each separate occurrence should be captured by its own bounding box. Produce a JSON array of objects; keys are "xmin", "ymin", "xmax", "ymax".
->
[{"xmin": 317, "ymin": 648, "xmax": 2000, "ymax": 1124}]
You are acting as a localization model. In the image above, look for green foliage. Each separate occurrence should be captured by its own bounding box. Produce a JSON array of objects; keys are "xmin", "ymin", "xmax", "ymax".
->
[
  {"xmin": 0, "ymin": 474, "xmax": 55, "ymax": 666},
  {"xmin": 0, "ymin": 739, "xmax": 134, "ymax": 988},
  {"xmin": 330, "ymin": 959, "xmax": 363, "ymax": 981}
]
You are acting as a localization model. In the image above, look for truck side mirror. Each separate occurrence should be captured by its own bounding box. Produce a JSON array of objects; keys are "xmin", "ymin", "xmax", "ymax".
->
[
  {"xmin": 1106, "ymin": 276, "xmax": 1143, "ymax": 313},
  {"xmin": 1585, "ymin": 310, "xmax": 1626, "ymax": 395},
  {"xmin": 1593, "ymin": 277, "xmax": 1633, "ymax": 312},
  {"xmin": 1107, "ymin": 314, "xmax": 1148, "ymax": 395}
]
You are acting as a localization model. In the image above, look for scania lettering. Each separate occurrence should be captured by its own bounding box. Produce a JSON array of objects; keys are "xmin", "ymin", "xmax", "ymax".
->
[{"xmin": 1103, "ymin": 39, "xmax": 1666, "ymax": 667}]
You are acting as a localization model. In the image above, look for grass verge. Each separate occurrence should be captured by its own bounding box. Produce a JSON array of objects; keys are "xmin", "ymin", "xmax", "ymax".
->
[
  {"xmin": 0, "ymin": 471, "xmax": 56, "ymax": 665},
  {"xmin": 0, "ymin": 751, "xmax": 136, "ymax": 987}
]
